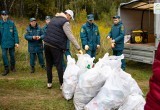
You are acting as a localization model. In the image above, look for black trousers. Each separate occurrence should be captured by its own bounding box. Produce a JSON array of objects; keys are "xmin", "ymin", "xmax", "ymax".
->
[{"xmin": 44, "ymin": 45, "xmax": 64, "ymax": 85}]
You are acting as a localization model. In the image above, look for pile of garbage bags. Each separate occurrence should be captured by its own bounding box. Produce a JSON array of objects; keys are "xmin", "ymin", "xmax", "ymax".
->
[{"xmin": 62, "ymin": 53, "xmax": 146, "ymax": 110}]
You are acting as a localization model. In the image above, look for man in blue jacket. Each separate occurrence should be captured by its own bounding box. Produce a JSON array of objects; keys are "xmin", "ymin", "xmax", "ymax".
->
[
  {"xmin": 107, "ymin": 15, "xmax": 126, "ymax": 70},
  {"xmin": 80, "ymin": 14, "xmax": 100, "ymax": 58},
  {"xmin": 24, "ymin": 18, "xmax": 45, "ymax": 73},
  {"xmin": 0, "ymin": 10, "xmax": 19, "ymax": 76},
  {"xmin": 42, "ymin": 16, "xmax": 51, "ymax": 35}
]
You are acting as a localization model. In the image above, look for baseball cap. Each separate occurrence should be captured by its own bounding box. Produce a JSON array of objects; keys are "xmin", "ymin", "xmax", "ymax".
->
[
  {"xmin": 30, "ymin": 18, "xmax": 36, "ymax": 22},
  {"xmin": 65, "ymin": 10, "xmax": 74, "ymax": 20},
  {"xmin": 113, "ymin": 15, "xmax": 120, "ymax": 19},
  {"xmin": 87, "ymin": 14, "xmax": 94, "ymax": 20}
]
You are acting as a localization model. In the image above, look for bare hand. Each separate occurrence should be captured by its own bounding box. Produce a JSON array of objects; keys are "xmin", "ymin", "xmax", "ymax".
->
[
  {"xmin": 36, "ymin": 36, "xmax": 41, "ymax": 40},
  {"xmin": 33, "ymin": 36, "xmax": 37, "ymax": 40},
  {"xmin": 78, "ymin": 50, "xmax": 83, "ymax": 54}
]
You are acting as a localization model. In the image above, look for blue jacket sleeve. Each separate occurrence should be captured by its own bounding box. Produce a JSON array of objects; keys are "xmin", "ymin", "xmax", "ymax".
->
[
  {"xmin": 96, "ymin": 27, "xmax": 100, "ymax": 45},
  {"xmin": 40, "ymin": 28, "xmax": 44, "ymax": 40},
  {"xmin": 80, "ymin": 25, "xmax": 88, "ymax": 46},
  {"xmin": 108, "ymin": 28, "xmax": 112, "ymax": 38},
  {"xmin": 42, "ymin": 25, "xmax": 46, "ymax": 36},
  {"xmin": 114, "ymin": 25, "xmax": 125, "ymax": 43},
  {"xmin": 13, "ymin": 23, "xmax": 19, "ymax": 44},
  {"xmin": 24, "ymin": 28, "xmax": 33, "ymax": 41}
]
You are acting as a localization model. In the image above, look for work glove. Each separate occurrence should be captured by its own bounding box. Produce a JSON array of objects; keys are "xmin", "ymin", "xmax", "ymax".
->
[
  {"xmin": 85, "ymin": 45, "xmax": 89, "ymax": 50},
  {"xmin": 111, "ymin": 42, "xmax": 115, "ymax": 48},
  {"xmin": 78, "ymin": 50, "xmax": 83, "ymax": 54},
  {"xmin": 97, "ymin": 45, "xmax": 100, "ymax": 49},
  {"xmin": 107, "ymin": 36, "xmax": 110, "ymax": 39},
  {"xmin": 111, "ymin": 39, "xmax": 115, "ymax": 43},
  {"xmin": 15, "ymin": 44, "xmax": 19, "ymax": 48}
]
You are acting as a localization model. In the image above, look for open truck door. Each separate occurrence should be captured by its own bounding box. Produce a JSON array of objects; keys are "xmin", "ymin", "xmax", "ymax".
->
[{"xmin": 119, "ymin": 0, "xmax": 160, "ymax": 64}]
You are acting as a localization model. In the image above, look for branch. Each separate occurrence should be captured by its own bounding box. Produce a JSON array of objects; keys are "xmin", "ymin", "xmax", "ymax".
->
[{"xmin": 9, "ymin": 0, "xmax": 16, "ymax": 12}]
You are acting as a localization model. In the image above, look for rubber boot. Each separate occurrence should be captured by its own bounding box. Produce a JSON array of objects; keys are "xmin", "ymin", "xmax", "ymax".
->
[
  {"xmin": 2, "ymin": 66, "xmax": 9, "ymax": 76},
  {"xmin": 11, "ymin": 65, "xmax": 16, "ymax": 72},
  {"xmin": 31, "ymin": 66, "xmax": 35, "ymax": 73}
]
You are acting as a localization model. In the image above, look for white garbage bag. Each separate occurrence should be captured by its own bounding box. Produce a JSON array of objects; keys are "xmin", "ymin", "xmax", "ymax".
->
[
  {"xmin": 76, "ymin": 54, "xmax": 95, "ymax": 77},
  {"xmin": 121, "ymin": 70, "xmax": 143, "ymax": 95},
  {"xmin": 94, "ymin": 53, "xmax": 124, "ymax": 70},
  {"xmin": 84, "ymin": 69, "xmax": 131, "ymax": 110},
  {"xmin": 85, "ymin": 68, "xmax": 143, "ymax": 110},
  {"xmin": 62, "ymin": 55, "xmax": 80, "ymax": 100},
  {"xmin": 118, "ymin": 94, "xmax": 146, "ymax": 110},
  {"xmin": 74, "ymin": 66, "xmax": 112, "ymax": 110},
  {"xmin": 76, "ymin": 54, "xmax": 95, "ymax": 69}
]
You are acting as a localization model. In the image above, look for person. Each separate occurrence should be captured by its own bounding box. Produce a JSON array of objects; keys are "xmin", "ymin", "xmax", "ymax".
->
[
  {"xmin": 0, "ymin": 10, "xmax": 19, "ymax": 76},
  {"xmin": 62, "ymin": 40, "xmax": 72, "ymax": 71},
  {"xmin": 24, "ymin": 18, "xmax": 45, "ymax": 73},
  {"xmin": 107, "ymin": 15, "xmax": 126, "ymax": 70},
  {"xmin": 43, "ymin": 9, "xmax": 83, "ymax": 89},
  {"xmin": 80, "ymin": 14, "xmax": 100, "ymax": 58},
  {"xmin": 42, "ymin": 16, "xmax": 51, "ymax": 35},
  {"xmin": 145, "ymin": 43, "xmax": 160, "ymax": 110}
]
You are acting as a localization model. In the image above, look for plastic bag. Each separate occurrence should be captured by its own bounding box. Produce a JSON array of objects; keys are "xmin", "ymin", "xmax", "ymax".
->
[
  {"xmin": 120, "ymin": 70, "xmax": 143, "ymax": 95},
  {"xmin": 76, "ymin": 54, "xmax": 95, "ymax": 77},
  {"xmin": 118, "ymin": 94, "xmax": 146, "ymax": 110},
  {"xmin": 84, "ymin": 69, "xmax": 131, "ymax": 110},
  {"xmin": 95, "ymin": 53, "xmax": 124, "ymax": 70},
  {"xmin": 76, "ymin": 54, "xmax": 95, "ymax": 69},
  {"xmin": 62, "ymin": 55, "xmax": 80, "ymax": 100},
  {"xmin": 74, "ymin": 66, "xmax": 112, "ymax": 110}
]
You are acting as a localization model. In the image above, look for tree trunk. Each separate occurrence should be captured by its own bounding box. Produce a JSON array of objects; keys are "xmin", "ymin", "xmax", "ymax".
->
[
  {"xmin": 9, "ymin": 0, "xmax": 16, "ymax": 12},
  {"xmin": 20, "ymin": 0, "xmax": 24, "ymax": 17},
  {"xmin": 35, "ymin": 4, "xmax": 39, "ymax": 18},
  {"xmin": 4, "ymin": 0, "xmax": 7, "ymax": 10}
]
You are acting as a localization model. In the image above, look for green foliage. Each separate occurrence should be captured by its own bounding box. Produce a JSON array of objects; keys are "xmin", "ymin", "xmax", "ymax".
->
[{"xmin": 0, "ymin": 0, "xmax": 131, "ymax": 19}]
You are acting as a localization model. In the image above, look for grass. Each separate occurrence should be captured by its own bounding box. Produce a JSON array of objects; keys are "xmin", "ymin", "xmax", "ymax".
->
[
  {"xmin": 0, "ymin": 17, "xmax": 153, "ymax": 109},
  {"xmin": 0, "ymin": 69, "xmax": 75, "ymax": 110},
  {"xmin": 0, "ymin": 60, "xmax": 152, "ymax": 110}
]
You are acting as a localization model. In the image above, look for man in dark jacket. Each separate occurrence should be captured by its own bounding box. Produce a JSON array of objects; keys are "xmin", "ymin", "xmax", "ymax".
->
[
  {"xmin": 80, "ymin": 14, "xmax": 100, "ymax": 58},
  {"xmin": 24, "ymin": 18, "xmax": 45, "ymax": 73},
  {"xmin": 0, "ymin": 10, "xmax": 19, "ymax": 76},
  {"xmin": 43, "ymin": 10, "xmax": 83, "ymax": 89},
  {"xmin": 107, "ymin": 16, "xmax": 126, "ymax": 70}
]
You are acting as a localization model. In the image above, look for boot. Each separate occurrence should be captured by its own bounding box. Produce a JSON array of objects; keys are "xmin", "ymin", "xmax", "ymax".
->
[
  {"xmin": 30, "ymin": 66, "xmax": 35, "ymax": 73},
  {"xmin": 11, "ymin": 65, "xmax": 16, "ymax": 72},
  {"xmin": 2, "ymin": 66, "xmax": 9, "ymax": 76}
]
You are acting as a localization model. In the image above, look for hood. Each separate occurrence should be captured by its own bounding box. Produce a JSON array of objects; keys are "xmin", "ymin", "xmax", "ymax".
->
[{"xmin": 55, "ymin": 12, "xmax": 67, "ymax": 19}]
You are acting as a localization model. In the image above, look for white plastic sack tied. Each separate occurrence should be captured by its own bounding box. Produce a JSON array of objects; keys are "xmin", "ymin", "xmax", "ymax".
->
[
  {"xmin": 76, "ymin": 54, "xmax": 95, "ymax": 77},
  {"xmin": 118, "ymin": 94, "xmax": 146, "ymax": 110},
  {"xmin": 62, "ymin": 55, "xmax": 80, "ymax": 100},
  {"xmin": 121, "ymin": 70, "xmax": 143, "ymax": 95},
  {"xmin": 74, "ymin": 65, "xmax": 112, "ymax": 110},
  {"xmin": 85, "ymin": 68, "xmax": 144, "ymax": 110},
  {"xmin": 85, "ymin": 69, "xmax": 132, "ymax": 110},
  {"xmin": 95, "ymin": 53, "xmax": 124, "ymax": 70}
]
